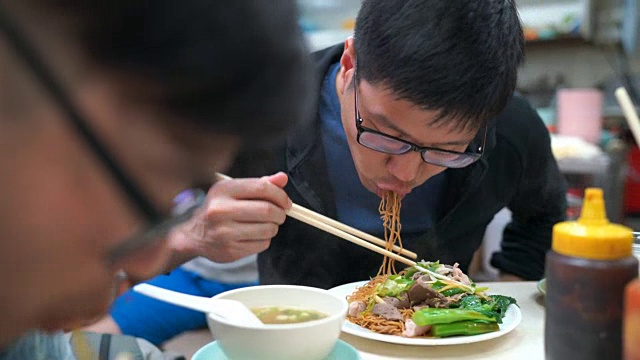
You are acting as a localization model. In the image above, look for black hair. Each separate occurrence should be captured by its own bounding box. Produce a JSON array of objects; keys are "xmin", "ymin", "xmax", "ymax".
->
[
  {"xmin": 354, "ymin": 0, "xmax": 524, "ymax": 130},
  {"xmin": 23, "ymin": 0, "xmax": 313, "ymax": 146}
]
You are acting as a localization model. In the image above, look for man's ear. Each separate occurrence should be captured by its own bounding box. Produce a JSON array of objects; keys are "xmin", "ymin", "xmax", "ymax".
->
[
  {"xmin": 337, "ymin": 37, "xmax": 356, "ymax": 95},
  {"xmin": 339, "ymin": 36, "xmax": 356, "ymax": 72}
]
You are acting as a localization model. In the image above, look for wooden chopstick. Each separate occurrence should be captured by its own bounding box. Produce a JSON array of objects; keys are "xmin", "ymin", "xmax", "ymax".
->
[
  {"xmin": 215, "ymin": 173, "xmax": 417, "ymax": 266},
  {"xmin": 287, "ymin": 203, "xmax": 417, "ymax": 259},
  {"xmin": 286, "ymin": 208, "xmax": 416, "ymax": 266},
  {"xmin": 615, "ymin": 87, "xmax": 640, "ymax": 150}
]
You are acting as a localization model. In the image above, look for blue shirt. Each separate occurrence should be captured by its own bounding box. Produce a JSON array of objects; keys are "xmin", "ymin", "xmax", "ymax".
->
[{"xmin": 319, "ymin": 63, "xmax": 446, "ymax": 244}]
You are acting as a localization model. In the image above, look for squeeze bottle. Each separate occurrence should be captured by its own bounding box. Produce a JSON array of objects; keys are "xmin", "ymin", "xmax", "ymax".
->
[{"xmin": 545, "ymin": 188, "xmax": 638, "ymax": 360}]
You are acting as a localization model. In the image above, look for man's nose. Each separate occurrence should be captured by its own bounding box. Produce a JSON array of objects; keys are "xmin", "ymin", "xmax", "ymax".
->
[{"xmin": 386, "ymin": 151, "xmax": 423, "ymax": 183}]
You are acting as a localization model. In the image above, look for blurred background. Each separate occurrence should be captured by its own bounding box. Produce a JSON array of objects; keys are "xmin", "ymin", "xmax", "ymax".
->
[{"xmin": 298, "ymin": 0, "xmax": 640, "ymax": 279}]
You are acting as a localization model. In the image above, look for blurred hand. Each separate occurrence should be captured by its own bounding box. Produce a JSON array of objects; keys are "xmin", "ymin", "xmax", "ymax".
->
[{"xmin": 169, "ymin": 172, "xmax": 291, "ymax": 263}]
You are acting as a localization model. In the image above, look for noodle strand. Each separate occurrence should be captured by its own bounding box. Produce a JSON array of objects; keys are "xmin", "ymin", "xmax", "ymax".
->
[
  {"xmin": 345, "ymin": 191, "xmax": 409, "ymax": 336},
  {"xmin": 377, "ymin": 191, "xmax": 402, "ymax": 276}
]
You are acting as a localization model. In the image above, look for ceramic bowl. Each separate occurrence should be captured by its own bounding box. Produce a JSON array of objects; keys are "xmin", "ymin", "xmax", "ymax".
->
[{"xmin": 206, "ymin": 285, "xmax": 348, "ymax": 360}]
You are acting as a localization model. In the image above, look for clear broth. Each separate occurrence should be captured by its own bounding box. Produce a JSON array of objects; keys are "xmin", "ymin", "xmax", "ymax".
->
[{"xmin": 251, "ymin": 306, "xmax": 328, "ymax": 324}]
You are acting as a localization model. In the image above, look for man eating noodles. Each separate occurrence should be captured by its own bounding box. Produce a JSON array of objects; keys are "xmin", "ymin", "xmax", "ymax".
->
[{"xmin": 191, "ymin": 0, "xmax": 566, "ymax": 288}]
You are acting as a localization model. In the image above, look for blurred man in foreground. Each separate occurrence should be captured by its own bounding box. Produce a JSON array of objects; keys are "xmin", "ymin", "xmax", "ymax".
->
[{"xmin": 0, "ymin": 0, "xmax": 311, "ymax": 358}]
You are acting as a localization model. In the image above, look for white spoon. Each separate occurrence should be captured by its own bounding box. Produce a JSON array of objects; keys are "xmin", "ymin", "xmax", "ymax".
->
[{"xmin": 133, "ymin": 283, "xmax": 265, "ymax": 327}]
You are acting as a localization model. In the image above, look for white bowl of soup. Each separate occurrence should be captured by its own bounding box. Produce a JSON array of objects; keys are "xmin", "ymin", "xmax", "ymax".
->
[{"xmin": 206, "ymin": 285, "xmax": 348, "ymax": 360}]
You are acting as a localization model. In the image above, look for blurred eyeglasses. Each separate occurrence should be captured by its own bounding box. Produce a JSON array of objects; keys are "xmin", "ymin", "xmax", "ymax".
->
[
  {"xmin": 106, "ymin": 188, "xmax": 206, "ymax": 264},
  {"xmin": 0, "ymin": 5, "xmax": 206, "ymax": 265},
  {"xmin": 353, "ymin": 71, "xmax": 486, "ymax": 168}
]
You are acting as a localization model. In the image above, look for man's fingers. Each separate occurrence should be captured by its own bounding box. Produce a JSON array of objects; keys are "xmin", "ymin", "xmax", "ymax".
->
[
  {"xmin": 206, "ymin": 222, "xmax": 281, "ymax": 243},
  {"xmin": 206, "ymin": 200, "xmax": 287, "ymax": 225},
  {"xmin": 211, "ymin": 176, "xmax": 291, "ymax": 209},
  {"xmin": 263, "ymin": 172, "xmax": 288, "ymax": 188}
]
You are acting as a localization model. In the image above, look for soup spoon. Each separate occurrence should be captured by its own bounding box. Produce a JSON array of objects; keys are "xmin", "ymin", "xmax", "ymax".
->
[{"xmin": 133, "ymin": 283, "xmax": 265, "ymax": 327}]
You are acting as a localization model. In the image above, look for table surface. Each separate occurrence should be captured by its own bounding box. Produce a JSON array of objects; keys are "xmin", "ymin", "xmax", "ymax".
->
[{"xmin": 164, "ymin": 281, "xmax": 545, "ymax": 360}]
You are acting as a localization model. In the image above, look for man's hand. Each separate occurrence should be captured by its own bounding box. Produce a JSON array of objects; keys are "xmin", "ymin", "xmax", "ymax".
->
[{"xmin": 168, "ymin": 172, "xmax": 291, "ymax": 264}]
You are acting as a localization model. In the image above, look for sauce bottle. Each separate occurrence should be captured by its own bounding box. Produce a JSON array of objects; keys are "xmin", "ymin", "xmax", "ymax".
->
[
  {"xmin": 545, "ymin": 188, "xmax": 638, "ymax": 360},
  {"xmin": 625, "ymin": 279, "xmax": 640, "ymax": 360}
]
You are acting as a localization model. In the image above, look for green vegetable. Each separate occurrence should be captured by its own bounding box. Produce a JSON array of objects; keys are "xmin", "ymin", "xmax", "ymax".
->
[
  {"xmin": 489, "ymin": 295, "xmax": 518, "ymax": 318},
  {"xmin": 441, "ymin": 288, "xmax": 466, "ymax": 297},
  {"xmin": 406, "ymin": 261, "xmax": 441, "ymax": 278},
  {"xmin": 405, "ymin": 261, "xmax": 440, "ymax": 279},
  {"xmin": 430, "ymin": 280, "xmax": 445, "ymax": 289},
  {"xmin": 456, "ymin": 294, "xmax": 483, "ymax": 309},
  {"xmin": 429, "ymin": 280, "xmax": 471, "ymax": 296},
  {"xmin": 412, "ymin": 308, "xmax": 496, "ymax": 326},
  {"xmin": 451, "ymin": 294, "xmax": 517, "ymax": 324},
  {"xmin": 412, "ymin": 262, "xmax": 476, "ymax": 294},
  {"xmin": 431, "ymin": 321, "xmax": 499, "ymax": 337},
  {"xmin": 377, "ymin": 275, "xmax": 414, "ymax": 297},
  {"xmin": 403, "ymin": 267, "xmax": 420, "ymax": 279},
  {"xmin": 424, "ymin": 261, "xmax": 442, "ymax": 274}
]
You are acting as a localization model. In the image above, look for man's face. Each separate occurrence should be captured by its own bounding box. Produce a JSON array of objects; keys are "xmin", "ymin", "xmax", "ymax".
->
[
  {"xmin": 333, "ymin": 39, "xmax": 479, "ymax": 199},
  {"xmin": 335, "ymin": 68, "xmax": 476, "ymax": 198},
  {"xmin": 0, "ymin": 72, "xmax": 239, "ymax": 344}
]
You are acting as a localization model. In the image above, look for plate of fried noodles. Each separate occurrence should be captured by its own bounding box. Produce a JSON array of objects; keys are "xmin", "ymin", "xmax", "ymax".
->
[{"xmin": 328, "ymin": 261, "xmax": 522, "ymax": 346}]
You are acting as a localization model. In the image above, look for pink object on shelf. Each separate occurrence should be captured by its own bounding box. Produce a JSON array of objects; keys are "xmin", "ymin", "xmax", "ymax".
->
[{"xmin": 556, "ymin": 88, "xmax": 604, "ymax": 144}]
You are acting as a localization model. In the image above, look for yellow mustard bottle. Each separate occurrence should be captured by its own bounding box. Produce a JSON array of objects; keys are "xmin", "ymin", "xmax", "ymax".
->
[{"xmin": 545, "ymin": 188, "xmax": 638, "ymax": 360}]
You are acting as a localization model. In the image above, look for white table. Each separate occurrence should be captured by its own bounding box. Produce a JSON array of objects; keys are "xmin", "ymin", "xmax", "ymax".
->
[
  {"xmin": 342, "ymin": 281, "xmax": 545, "ymax": 360},
  {"xmin": 165, "ymin": 282, "xmax": 545, "ymax": 360}
]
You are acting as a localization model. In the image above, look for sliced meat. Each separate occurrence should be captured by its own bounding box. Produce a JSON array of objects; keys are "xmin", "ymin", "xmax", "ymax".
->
[
  {"xmin": 402, "ymin": 319, "xmax": 431, "ymax": 338},
  {"xmin": 436, "ymin": 265, "xmax": 452, "ymax": 275},
  {"xmin": 411, "ymin": 272, "xmax": 431, "ymax": 281},
  {"xmin": 348, "ymin": 301, "xmax": 366, "ymax": 317},
  {"xmin": 371, "ymin": 303, "xmax": 404, "ymax": 321},
  {"xmin": 448, "ymin": 293, "xmax": 467, "ymax": 303},
  {"xmin": 413, "ymin": 304, "xmax": 428, "ymax": 312},
  {"xmin": 408, "ymin": 276, "xmax": 447, "ymax": 306},
  {"xmin": 423, "ymin": 297, "xmax": 451, "ymax": 308},
  {"xmin": 382, "ymin": 292, "xmax": 410, "ymax": 309},
  {"xmin": 451, "ymin": 263, "xmax": 471, "ymax": 285}
]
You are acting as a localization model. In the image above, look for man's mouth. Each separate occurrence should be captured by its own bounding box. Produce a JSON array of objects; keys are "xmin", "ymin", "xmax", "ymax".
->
[{"xmin": 375, "ymin": 183, "xmax": 412, "ymax": 198}]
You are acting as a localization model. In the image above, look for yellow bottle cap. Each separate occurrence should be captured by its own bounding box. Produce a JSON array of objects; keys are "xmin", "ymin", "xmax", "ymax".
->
[{"xmin": 553, "ymin": 188, "xmax": 633, "ymax": 260}]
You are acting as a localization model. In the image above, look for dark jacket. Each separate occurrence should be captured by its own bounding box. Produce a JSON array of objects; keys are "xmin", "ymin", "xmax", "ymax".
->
[{"xmin": 230, "ymin": 44, "xmax": 567, "ymax": 289}]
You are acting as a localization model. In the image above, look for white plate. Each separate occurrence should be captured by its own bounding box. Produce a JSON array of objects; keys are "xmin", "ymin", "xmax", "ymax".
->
[{"xmin": 328, "ymin": 281, "xmax": 522, "ymax": 346}]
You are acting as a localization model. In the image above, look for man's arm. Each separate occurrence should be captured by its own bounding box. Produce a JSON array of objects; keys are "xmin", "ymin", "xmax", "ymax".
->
[{"xmin": 491, "ymin": 100, "xmax": 567, "ymax": 281}]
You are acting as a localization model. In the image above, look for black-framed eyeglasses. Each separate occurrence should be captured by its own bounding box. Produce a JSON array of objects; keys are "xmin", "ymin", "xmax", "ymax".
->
[
  {"xmin": 0, "ymin": 5, "xmax": 206, "ymax": 265},
  {"xmin": 353, "ymin": 72, "xmax": 487, "ymax": 169}
]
